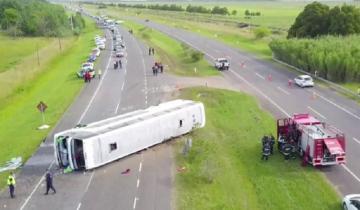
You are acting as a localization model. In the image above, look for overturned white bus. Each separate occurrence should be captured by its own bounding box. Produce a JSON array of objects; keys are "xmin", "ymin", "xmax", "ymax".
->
[{"xmin": 54, "ymin": 100, "xmax": 205, "ymax": 170}]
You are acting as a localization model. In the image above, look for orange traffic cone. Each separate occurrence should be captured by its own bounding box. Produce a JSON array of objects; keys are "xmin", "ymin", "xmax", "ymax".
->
[{"xmin": 310, "ymin": 91, "xmax": 317, "ymax": 100}]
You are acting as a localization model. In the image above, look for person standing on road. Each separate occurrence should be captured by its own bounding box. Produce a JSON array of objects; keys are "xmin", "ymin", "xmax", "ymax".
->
[
  {"xmin": 151, "ymin": 48, "xmax": 155, "ymax": 55},
  {"xmin": 7, "ymin": 172, "xmax": 16, "ymax": 198},
  {"xmin": 119, "ymin": 60, "xmax": 122, "ymax": 69},
  {"xmin": 149, "ymin": 47, "xmax": 152, "ymax": 56},
  {"xmin": 44, "ymin": 169, "xmax": 56, "ymax": 195},
  {"xmin": 98, "ymin": 69, "xmax": 102, "ymax": 79}
]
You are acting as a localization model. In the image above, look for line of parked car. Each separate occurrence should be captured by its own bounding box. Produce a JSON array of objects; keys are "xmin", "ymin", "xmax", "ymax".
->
[{"xmin": 77, "ymin": 35, "xmax": 106, "ymax": 79}]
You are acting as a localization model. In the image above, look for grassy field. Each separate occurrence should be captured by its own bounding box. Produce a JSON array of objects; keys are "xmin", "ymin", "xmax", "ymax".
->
[
  {"xmin": 0, "ymin": 18, "xmax": 100, "ymax": 183},
  {"xmin": 122, "ymin": 20, "xmax": 218, "ymax": 77},
  {"xmin": 176, "ymin": 87, "xmax": 340, "ymax": 210},
  {"xmin": 0, "ymin": 35, "xmax": 54, "ymax": 73},
  {"xmin": 0, "ymin": 35, "xmax": 76, "ymax": 100}
]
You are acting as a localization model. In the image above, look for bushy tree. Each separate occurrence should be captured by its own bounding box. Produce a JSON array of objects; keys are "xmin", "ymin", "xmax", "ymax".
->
[
  {"xmin": 288, "ymin": 2, "xmax": 330, "ymax": 38},
  {"xmin": 211, "ymin": 6, "xmax": 229, "ymax": 15},
  {"xmin": 254, "ymin": 27, "xmax": 271, "ymax": 39},
  {"xmin": 231, "ymin": 10, "xmax": 237, "ymax": 16}
]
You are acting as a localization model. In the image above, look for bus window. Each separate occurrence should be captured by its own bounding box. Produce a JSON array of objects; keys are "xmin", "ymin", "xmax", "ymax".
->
[
  {"xmin": 73, "ymin": 139, "xmax": 85, "ymax": 170},
  {"xmin": 56, "ymin": 136, "xmax": 69, "ymax": 168},
  {"xmin": 110, "ymin": 143, "xmax": 117, "ymax": 152}
]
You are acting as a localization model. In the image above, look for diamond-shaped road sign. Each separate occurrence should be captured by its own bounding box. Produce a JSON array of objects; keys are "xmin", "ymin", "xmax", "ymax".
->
[{"xmin": 37, "ymin": 101, "xmax": 48, "ymax": 113}]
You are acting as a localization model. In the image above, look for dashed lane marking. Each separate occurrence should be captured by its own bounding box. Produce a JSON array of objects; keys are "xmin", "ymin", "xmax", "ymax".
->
[
  {"xmin": 76, "ymin": 203, "xmax": 82, "ymax": 210},
  {"xmin": 277, "ymin": 86, "xmax": 290, "ymax": 95},
  {"xmin": 255, "ymin": 72, "xmax": 265, "ymax": 80},
  {"xmin": 133, "ymin": 197, "xmax": 138, "ymax": 209},
  {"xmin": 307, "ymin": 106, "xmax": 327, "ymax": 119},
  {"xmin": 139, "ymin": 162, "xmax": 142, "ymax": 172},
  {"xmin": 354, "ymin": 137, "xmax": 360, "ymax": 145}
]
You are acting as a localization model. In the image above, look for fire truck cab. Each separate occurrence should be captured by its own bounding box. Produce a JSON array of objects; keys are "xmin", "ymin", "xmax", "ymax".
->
[{"xmin": 277, "ymin": 113, "xmax": 346, "ymax": 166}]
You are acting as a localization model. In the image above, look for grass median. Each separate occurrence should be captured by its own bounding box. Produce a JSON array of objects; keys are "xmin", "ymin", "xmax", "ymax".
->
[
  {"xmin": 176, "ymin": 87, "xmax": 340, "ymax": 210},
  {"xmin": 0, "ymin": 19, "xmax": 100, "ymax": 184},
  {"xmin": 121, "ymin": 20, "xmax": 218, "ymax": 77}
]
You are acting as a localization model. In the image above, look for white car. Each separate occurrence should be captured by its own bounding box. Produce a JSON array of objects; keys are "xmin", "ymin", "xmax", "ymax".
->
[
  {"xmin": 294, "ymin": 75, "xmax": 314, "ymax": 87},
  {"xmin": 97, "ymin": 43, "xmax": 105, "ymax": 50},
  {"xmin": 82, "ymin": 62, "xmax": 94, "ymax": 71},
  {"xmin": 215, "ymin": 58, "xmax": 230, "ymax": 70},
  {"xmin": 343, "ymin": 194, "xmax": 360, "ymax": 210},
  {"xmin": 92, "ymin": 48, "xmax": 100, "ymax": 57}
]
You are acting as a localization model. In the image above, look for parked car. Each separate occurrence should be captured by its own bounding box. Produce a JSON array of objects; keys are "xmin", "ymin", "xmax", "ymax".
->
[
  {"xmin": 215, "ymin": 58, "xmax": 230, "ymax": 70},
  {"xmin": 88, "ymin": 54, "xmax": 97, "ymax": 63},
  {"xmin": 92, "ymin": 48, "xmax": 100, "ymax": 57},
  {"xmin": 294, "ymin": 75, "xmax": 314, "ymax": 88},
  {"xmin": 77, "ymin": 69, "xmax": 95, "ymax": 78},
  {"xmin": 343, "ymin": 194, "xmax": 360, "ymax": 210},
  {"xmin": 82, "ymin": 62, "xmax": 94, "ymax": 70}
]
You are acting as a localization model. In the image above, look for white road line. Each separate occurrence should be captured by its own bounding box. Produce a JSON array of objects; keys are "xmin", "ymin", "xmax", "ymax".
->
[
  {"xmin": 121, "ymin": 82, "xmax": 125, "ymax": 91},
  {"xmin": 310, "ymin": 91, "xmax": 360, "ymax": 121},
  {"xmin": 76, "ymin": 203, "xmax": 82, "ymax": 210},
  {"xmin": 307, "ymin": 106, "xmax": 327, "ymax": 119},
  {"xmin": 139, "ymin": 162, "xmax": 142, "ymax": 172},
  {"xmin": 133, "ymin": 197, "xmax": 138, "ymax": 209},
  {"xmin": 20, "ymin": 161, "xmax": 55, "ymax": 210},
  {"xmin": 84, "ymin": 171, "xmax": 95, "ymax": 193},
  {"xmin": 277, "ymin": 86, "xmax": 290, "ymax": 95},
  {"xmin": 145, "ymin": 23, "xmax": 360, "ymax": 186},
  {"xmin": 136, "ymin": 179, "xmax": 140, "ymax": 188},
  {"xmin": 354, "ymin": 137, "xmax": 360, "ymax": 144},
  {"xmin": 255, "ymin": 72, "xmax": 265, "ymax": 80},
  {"xmin": 78, "ymin": 32, "xmax": 114, "ymax": 124},
  {"xmin": 342, "ymin": 165, "xmax": 360, "ymax": 183}
]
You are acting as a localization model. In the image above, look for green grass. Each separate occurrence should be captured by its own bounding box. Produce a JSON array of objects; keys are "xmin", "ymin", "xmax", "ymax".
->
[
  {"xmin": 122, "ymin": 20, "xmax": 218, "ymax": 77},
  {"xmin": 176, "ymin": 87, "xmax": 340, "ymax": 210},
  {"xmin": 0, "ymin": 35, "xmax": 53, "ymax": 73},
  {"xmin": 0, "ymin": 19, "xmax": 100, "ymax": 183}
]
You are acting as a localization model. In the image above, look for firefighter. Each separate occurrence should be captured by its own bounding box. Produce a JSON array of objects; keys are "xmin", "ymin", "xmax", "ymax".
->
[
  {"xmin": 269, "ymin": 134, "xmax": 275, "ymax": 155},
  {"xmin": 261, "ymin": 142, "xmax": 271, "ymax": 161},
  {"xmin": 283, "ymin": 143, "xmax": 292, "ymax": 160},
  {"xmin": 262, "ymin": 135, "xmax": 269, "ymax": 147},
  {"xmin": 278, "ymin": 134, "xmax": 285, "ymax": 151}
]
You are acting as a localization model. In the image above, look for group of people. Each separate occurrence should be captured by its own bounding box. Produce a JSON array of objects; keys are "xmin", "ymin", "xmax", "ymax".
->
[
  {"xmin": 261, "ymin": 135, "xmax": 275, "ymax": 161},
  {"xmin": 278, "ymin": 134, "xmax": 298, "ymax": 160},
  {"xmin": 7, "ymin": 169, "xmax": 56, "ymax": 199},
  {"xmin": 84, "ymin": 71, "xmax": 92, "ymax": 83},
  {"xmin": 152, "ymin": 62, "xmax": 164, "ymax": 76},
  {"xmin": 114, "ymin": 60, "xmax": 122, "ymax": 69},
  {"xmin": 148, "ymin": 47, "xmax": 155, "ymax": 56}
]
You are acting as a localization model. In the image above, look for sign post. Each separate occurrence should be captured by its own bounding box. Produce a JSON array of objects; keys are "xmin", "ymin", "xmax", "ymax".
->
[{"xmin": 37, "ymin": 101, "xmax": 49, "ymax": 130}]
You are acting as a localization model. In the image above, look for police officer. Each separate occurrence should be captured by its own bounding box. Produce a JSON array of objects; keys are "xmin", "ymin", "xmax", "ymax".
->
[
  {"xmin": 7, "ymin": 172, "xmax": 16, "ymax": 198},
  {"xmin": 44, "ymin": 169, "xmax": 56, "ymax": 195},
  {"xmin": 261, "ymin": 143, "xmax": 271, "ymax": 161}
]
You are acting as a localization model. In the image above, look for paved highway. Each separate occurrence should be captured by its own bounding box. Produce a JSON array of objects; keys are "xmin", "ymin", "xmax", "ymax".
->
[
  {"xmin": 0, "ymin": 22, "xmax": 174, "ymax": 210},
  {"xmin": 134, "ymin": 18, "xmax": 360, "ymax": 195}
]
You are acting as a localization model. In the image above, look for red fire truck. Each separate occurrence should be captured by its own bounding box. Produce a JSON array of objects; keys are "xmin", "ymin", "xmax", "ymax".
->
[{"xmin": 277, "ymin": 113, "xmax": 346, "ymax": 166}]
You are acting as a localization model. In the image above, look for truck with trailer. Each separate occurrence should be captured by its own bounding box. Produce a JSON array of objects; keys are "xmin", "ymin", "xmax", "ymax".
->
[
  {"xmin": 277, "ymin": 113, "xmax": 346, "ymax": 166},
  {"xmin": 54, "ymin": 100, "xmax": 205, "ymax": 171}
]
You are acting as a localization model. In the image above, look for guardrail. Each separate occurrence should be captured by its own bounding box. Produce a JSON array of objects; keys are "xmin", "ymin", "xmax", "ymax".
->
[{"xmin": 272, "ymin": 56, "xmax": 360, "ymax": 99}]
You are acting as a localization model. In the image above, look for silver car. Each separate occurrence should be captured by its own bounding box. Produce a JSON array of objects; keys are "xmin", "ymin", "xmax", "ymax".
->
[{"xmin": 294, "ymin": 75, "xmax": 314, "ymax": 88}]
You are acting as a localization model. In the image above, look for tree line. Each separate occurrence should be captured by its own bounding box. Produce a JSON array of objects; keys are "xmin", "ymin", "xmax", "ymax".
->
[
  {"xmin": 0, "ymin": 0, "xmax": 85, "ymax": 37},
  {"xmin": 288, "ymin": 2, "xmax": 360, "ymax": 38},
  {"xmin": 116, "ymin": 3, "xmax": 236, "ymax": 16},
  {"xmin": 270, "ymin": 36, "xmax": 360, "ymax": 83}
]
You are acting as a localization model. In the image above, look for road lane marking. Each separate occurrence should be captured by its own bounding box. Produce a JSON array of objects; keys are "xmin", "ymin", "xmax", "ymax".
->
[
  {"xmin": 139, "ymin": 162, "xmax": 142, "ymax": 172},
  {"xmin": 121, "ymin": 82, "xmax": 125, "ymax": 91},
  {"xmin": 342, "ymin": 165, "xmax": 360, "ymax": 183},
  {"xmin": 277, "ymin": 86, "xmax": 290, "ymax": 95},
  {"xmin": 84, "ymin": 171, "xmax": 95, "ymax": 193},
  {"xmin": 255, "ymin": 72, "xmax": 265, "ymax": 80},
  {"xmin": 20, "ymin": 161, "xmax": 55, "ymax": 210},
  {"xmin": 144, "ymin": 23, "xmax": 360, "ymax": 185},
  {"xmin": 76, "ymin": 203, "xmax": 82, "ymax": 210},
  {"xmin": 354, "ymin": 137, "xmax": 360, "ymax": 144},
  {"xmin": 137, "ymin": 179, "xmax": 140, "ymax": 188},
  {"xmin": 78, "ymin": 31, "xmax": 114, "ymax": 123},
  {"xmin": 133, "ymin": 197, "xmax": 138, "ymax": 209},
  {"xmin": 308, "ymin": 90, "xmax": 360, "ymax": 121},
  {"xmin": 307, "ymin": 106, "xmax": 327, "ymax": 119}
]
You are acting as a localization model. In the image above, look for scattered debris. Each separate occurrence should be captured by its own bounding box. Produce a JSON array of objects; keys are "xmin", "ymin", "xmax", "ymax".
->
[{"xmin": 0, "ymin": 157, "xmax": 22, "ymax": 173}]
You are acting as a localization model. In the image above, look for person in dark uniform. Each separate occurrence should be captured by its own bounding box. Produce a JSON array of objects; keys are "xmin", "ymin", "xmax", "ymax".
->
[
  {"xmin": 149, "ymin": 47, "xmax": 152, "ymax": 56},
  {"xmin": 44, "ymin": 169, "xmax": 56, "ymax": 195},
  {"xmin": 118, "ymin": 60, "xmax": 122, "ymax": 69},
  {"xmin": 269, "ymin": 134, "xmax": 275, "ymax": 155},
  {"xmin": 7, "ymin": 172, "xmax": 15, "ymax": 198},
  {"xmin": 151, "ymin": 48, "xmax": 155, "ymax": 55},
  {"xmin": 283, "ymin": 143, "xmax": 292, "ymax": 160},
  {"xmin": 261, "ymin": 143, "xmax": 271, "ymax": 161}
]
